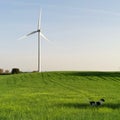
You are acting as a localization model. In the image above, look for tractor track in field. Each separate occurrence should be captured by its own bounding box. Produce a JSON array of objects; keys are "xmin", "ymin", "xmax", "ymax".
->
[
  {"xmin": 42, "ymin": 72, "xmax": 95, "ymax": 100},
  {"xmin": 100, "ymin": 76, "xmax": 120, "ymax": 85},
  {"xmin": 40, "ymin": 72, "xmax": 120, "ymax": 100}
]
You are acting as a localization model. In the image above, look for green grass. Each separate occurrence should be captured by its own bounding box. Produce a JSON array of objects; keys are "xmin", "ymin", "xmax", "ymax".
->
[{"xmin": 0, "ymin": 71, "xmax": 120, "ymax": 120}]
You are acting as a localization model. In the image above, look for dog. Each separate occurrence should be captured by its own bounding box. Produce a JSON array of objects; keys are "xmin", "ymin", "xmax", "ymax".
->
[{"xmin": 90, "ymin": 98, "xmax": 105, "ymax": 106}]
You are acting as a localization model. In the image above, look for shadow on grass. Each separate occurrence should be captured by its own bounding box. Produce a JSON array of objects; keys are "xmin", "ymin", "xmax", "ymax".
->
[
  {"xmin": 64, "ymin": 72, "xmax": 120, "ymax": 77},
  {"xmin": 55, "ymin": 103, "xmax": 120, "ymax": 109}
]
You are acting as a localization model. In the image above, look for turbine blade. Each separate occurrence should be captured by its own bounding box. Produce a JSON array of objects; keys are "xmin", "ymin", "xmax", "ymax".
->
[
  {"xmin": 18, "ymin": 31, "xmax": 38, "ymax": 40},
  {"xmin": 18, "ymin": 35, "xmax": 28, "ymax": 40},
  {"xmin": 27, "ymin": 31, "xmax": 38, "ymax": 36},
  {"xmin": 38, "ymin": 9, "xmax": 42, "ymax": 30},
  {"xmin": 40, "ymin": 32, "xmax": 50, "ymax": 42}
]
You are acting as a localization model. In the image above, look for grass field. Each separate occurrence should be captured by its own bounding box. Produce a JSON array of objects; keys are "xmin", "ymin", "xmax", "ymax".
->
[{"xmin": 0, "ymin": 72, "xmax": 120, "ymax": 120}]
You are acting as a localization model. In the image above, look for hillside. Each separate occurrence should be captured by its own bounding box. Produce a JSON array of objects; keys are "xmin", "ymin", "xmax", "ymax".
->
[{"xmin": 0, "ymin": 72, "xmax": 120, "ymax": 120}]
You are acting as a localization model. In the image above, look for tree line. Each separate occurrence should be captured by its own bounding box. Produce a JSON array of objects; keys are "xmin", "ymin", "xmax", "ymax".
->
[{"xmin": 0, "ymin": 68, "xmax": 20, "ymax": 74}]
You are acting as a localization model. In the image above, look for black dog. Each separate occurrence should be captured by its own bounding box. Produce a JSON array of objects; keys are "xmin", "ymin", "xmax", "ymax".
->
[{"xmin": 90, "ymin": 99, "xmax": 105, "ymax": 106}]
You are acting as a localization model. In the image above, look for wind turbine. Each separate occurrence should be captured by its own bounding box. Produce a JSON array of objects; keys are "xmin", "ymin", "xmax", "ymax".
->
[{"xmin": 19, "ymin": 10, "xmax": 49, "ymax": 72}]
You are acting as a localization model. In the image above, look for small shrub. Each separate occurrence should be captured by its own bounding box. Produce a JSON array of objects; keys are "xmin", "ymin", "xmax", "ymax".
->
[{"xmin": 11, "ymin": 68, "xmax": 20, "ymax": 74}]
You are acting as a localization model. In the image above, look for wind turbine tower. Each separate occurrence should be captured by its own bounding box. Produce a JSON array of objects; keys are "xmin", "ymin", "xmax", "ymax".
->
[{"xmin": 19, "ymin": 10, "xmax": 49, "ymax": 72}]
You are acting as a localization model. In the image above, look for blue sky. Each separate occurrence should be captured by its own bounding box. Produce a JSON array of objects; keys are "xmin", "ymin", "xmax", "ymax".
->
[{"xmin": 1, "ymin": 0, "xmax": 120, "ymax": 71}]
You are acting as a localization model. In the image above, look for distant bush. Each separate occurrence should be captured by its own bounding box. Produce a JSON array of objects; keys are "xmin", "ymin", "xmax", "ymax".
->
[
  {"xmin": 5, "ymin": 70, "xmax": 9, "ymax": 73},
  {"xmin": 0, "ymin": 68, "xmax": 4, "ymax": 74},
  {"xmin": 11, "ymin": 68, "xmax": 20, "ymax": 74}
]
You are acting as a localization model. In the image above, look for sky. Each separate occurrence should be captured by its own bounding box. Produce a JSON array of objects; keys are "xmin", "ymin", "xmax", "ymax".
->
[{"xmin": 1, "ymin": 0, "xmax": 120, "ymax": 72}]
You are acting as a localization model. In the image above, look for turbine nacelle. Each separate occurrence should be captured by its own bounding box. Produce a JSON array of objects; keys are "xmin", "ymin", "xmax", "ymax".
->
[{"xmin": 37, "ymin": 29, "xmax": 40, "ymax": 32}]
